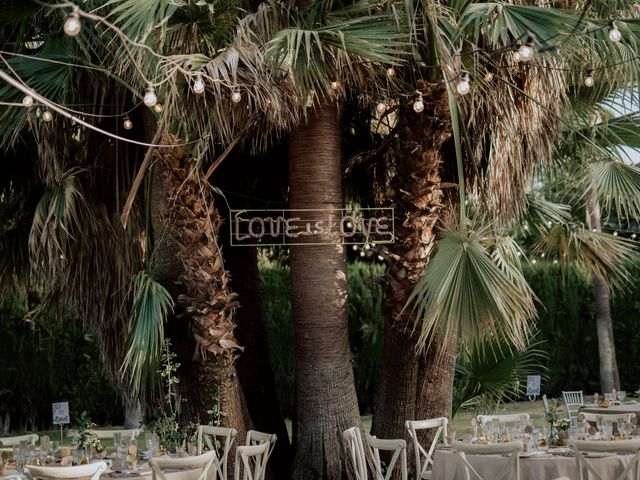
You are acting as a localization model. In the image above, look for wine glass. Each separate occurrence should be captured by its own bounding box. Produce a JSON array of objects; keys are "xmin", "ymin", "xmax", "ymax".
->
[
  {"xmin": 116, "ymin": 438, "xmax": 129, "ymax": 469},
  {"xmin": 618, "ymin": 421, "xmax": 629, "ymax": 439},
  {"xmin": 618, "ymin": 391, "xmax": 626, "ymax": 405},
  {"xmin": 602, "ymin": 421, "xmax": 613, "ymax": 440},
  {"xmin": 145, "ymin": 433, "xmax": 159, "ymax": 457}
]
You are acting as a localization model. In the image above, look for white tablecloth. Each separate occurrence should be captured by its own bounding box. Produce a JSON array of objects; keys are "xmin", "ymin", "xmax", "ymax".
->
[
  {"xmin": 0, "ymin": 467, "xmax": 201, "ymax": 480},
  {"xmin": 432, "ymin": 449, "xmax": 637, "ymax": 480}
]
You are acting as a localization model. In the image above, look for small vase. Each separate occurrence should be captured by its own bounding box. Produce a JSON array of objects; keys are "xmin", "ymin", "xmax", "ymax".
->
[
  {"xmin": 557, "ymin": 430, "xmax": 569, "ymax": 446},
  {"xmin": 548, "ymin": 425, "xmax": 560, "ymax": 447}
]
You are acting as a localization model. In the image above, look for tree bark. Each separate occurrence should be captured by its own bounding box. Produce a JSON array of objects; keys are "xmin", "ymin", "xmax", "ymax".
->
[
  {"xmin": 371, "ymin": 83, "xmax": 456, "ymax": 466},
  {"xmin": 586, "ymin": 189, "xmax": 620, "ymax": 393},
  {"xmin": 288, "ymin": 101, "xmax": 361, "ymax": 480},
  {"xmin": 150, "ymin": 141, "xmax": 251, "ymax": 441}
]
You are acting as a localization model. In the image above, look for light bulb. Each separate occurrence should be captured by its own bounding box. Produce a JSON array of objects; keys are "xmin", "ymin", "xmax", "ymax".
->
[
  {"xmin": 377, "ymin": 255, "xmax": 384, "ymax": 261},
  {"xmin": 143, "ymin": 86, "xmax": 158, "ymax": 108},
  {"xmin": 513, "ymin": 51, "xmax": 522, "ymax": 63},
  {"xmin": 632, "ymin": 233, "xmax": 637, "ymax": 239},
  {"xmin": 519, "ymin": 44, "xmax": 534, "ymax": 62},
  {"xmin": 456, "ymin": 72, "xmax": 470, "ymax": 95},
  {"xmin": 153, "ymin": 102, "xmax": 164, "ymax": 113},
  {"xmin": 192, "ymin": 75, "xmax": 205, "ymax": 95},
  {"xmin": 609, "ymin": 22, "xmax": 622, "ymax": 42},
  {"xmin": 613, "ymin": 231, "xmax": 618, "ymax": 236},
  {"xmin": 359, "ymin": 251, "xmax": 365, "ymax": 257},
  {"xmin": 484, "ymin": 72, "xmax": 494, "ymax": 82},
  {"xmin": 584, "ymin": 70, "xmax": 595, "ymax": 87},
  {"xmin": 330, "ymin": 81, "xmax": 340, "ymax": 90},
  {"xmin": 376, "ymin": 102, "xmax": 387, "ymax": 114},
  {"xmin": 352, "ymin": 245, "xmax": 358, "ymax": 251},
  {"xmin": 123, "ymin": 117, "xmax": 133, "ymax": 130},
  {"xmin": 386, "ymin": 67, "xmax": 395, "ymax": 77},
  {"xmin": 364, "ymin": 244, "xmax": 371, "ymax": 250},
  {"xmin": 63, "ymin": 12, "xmax": 81, "ymax": 37},
  {"xmin": 42, "ymin": 109, "xmax": 53, "ymax": 122},
  {"xmin": 231, "ymin": 91, "xmax": 242, "ymax": 103},
  {"xmin": 413, "ymin": 99, "xmax": 424, "ymax": 113},
  {"xmin": 22, "ymin": 95, "xmax": 34, "ymax": 107},
  {"xmin": 532, "ymin": 259, "xmax": 537, "ymax": 264}
]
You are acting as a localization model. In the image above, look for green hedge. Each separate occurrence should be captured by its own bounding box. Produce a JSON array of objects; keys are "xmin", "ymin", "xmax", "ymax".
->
[
  {"xmin": 0, "ymin": 287, "xmax": 122, "ymax": 431},
  {"xmin": 261, "ymin": 261, "xmax": 640, "ymax": 417}
]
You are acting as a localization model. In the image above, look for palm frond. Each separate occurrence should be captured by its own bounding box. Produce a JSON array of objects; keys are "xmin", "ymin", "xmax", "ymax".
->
[
  {"xmin": 119, "ymin": 270, "xmax": 174, "ymax": 400},
  {"xmin": 532, "ymin": 223, "xmax": 637, "ymax": 292},
  {"xmin": 588, "ymin": 160, "xmax": 640, "ymax": 222},
  {"xmin": 406, "ymin": 228, "xmax": 536, "ymax": 354},
  {"xmin": 520, "ymin": 193, "xmax": 572, "ymax": 236},
  {"xmin": 454, "ymin": 334, "xmax": 547, "ymax": 416}
]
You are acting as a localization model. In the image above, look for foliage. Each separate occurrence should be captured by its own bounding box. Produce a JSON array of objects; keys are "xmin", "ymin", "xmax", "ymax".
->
[
  {"xmin": 544, "ymin": 398, "xmax": 561, "ymax": 425},
  {"xmin": 120, "ymin": 271, "xmax": 174, "ymax": 401},
  {"xmin": 453, "ymin": 335, "xmax": 547, "ymax": 416},
  {"xmin": 554, "ymin": 418, "xmax": 571, "ymax": 431},
  {"xmin": 0, "ymin": 285, "xmax": 122, "ymax": 431},
  {"xmin": 67, "ymin": 411, "xmax": 103, "ymax": 452}
]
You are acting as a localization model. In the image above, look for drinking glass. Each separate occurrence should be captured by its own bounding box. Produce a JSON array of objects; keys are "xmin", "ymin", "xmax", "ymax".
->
[
  {"xmin": 71, "ymin": 449, "xmax": 83, "ymax": 466},
  {"xmin": 116, "ymin": 439, "xmax": 129, "ymax": 468},
  {"xmin": 51, "ymin": 441, "xmax": 59, "ymax": 462},
  {"xmin": 126, "ymin": 438, "xmax": 138, "ymax": 470},
  {"xmin": 618, "ymin": 391, "xmax": 626, "ymax": 404},
  {"xmin": 602, "ymin": 421, "xmax": 613, "ymax": 440},
  {"xmin": 145, "ymin": 433, "xmax": 159, "ymax": 457},
  {"xmin": 618, "ymin": 421, "xmax": 629, "ymax": 439},
  {"xmin": 113, "ymin": 432, "xmax": 122, "ymax": 452},
  {"xmin": 13, "ymin": 445, "xmax": 25, "ymax": 469}
]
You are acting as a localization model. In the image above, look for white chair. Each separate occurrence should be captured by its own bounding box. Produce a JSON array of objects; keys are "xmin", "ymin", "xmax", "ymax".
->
[
  {"xmin": 452, "ymin": 441, "xmax": 523, "ymax": 480},
  {"xmin": 475, "ymin": 414, "xmax": 529, "ymax": 427},
  {"xmin": 405, "ymin": 417, "xmax": 448, "ymax": 479},
  {"xmin": 89, "ymin": 428, "xmax": 142, "ymax": 440},
  {"xmin": 234, "ymin": 442, "xmax": 270, "ymax": 480},
  {"xmin": 245, "ymin": 431, "xmax": 276, "ymax": 472},
  {"xmin": 196, "ymin": 425, "xmax": 237, "ymax": 480},
  {"xmin": 562, "ymin": 390, "xmax": 584, "ymax": 420},
  {"xmin": 343, "ymin": 427, "xmax": 368, "ymax": 480},
  {"xmin": 24, "ymin": 461, "xmax": 107, "ymax": 480},
  {"xmin": 570, "ymin": 439, "xmax": 640, "ymax": 480},
  {"xmin": 0, "ymin": 434, "xmax": 38, "ymax": 447},
  {"xmin": 150, "ymin": 449, "xmax": 219, "ymax": 480},
  {"xmin": 365, "ymin": 433, "xmax": 407, "ymax": 480}
]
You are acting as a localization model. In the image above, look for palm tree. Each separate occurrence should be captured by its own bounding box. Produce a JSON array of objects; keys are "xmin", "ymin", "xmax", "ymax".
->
[{"xmin": 364, "ymin": 0, "xmax": 640, "ymax": 448}]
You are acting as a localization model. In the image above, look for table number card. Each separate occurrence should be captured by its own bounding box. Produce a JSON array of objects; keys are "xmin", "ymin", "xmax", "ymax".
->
[
  {"xmin": 52, "ymin": 402, "xmax": 70, "ymax": 425},
  {"xmin": 527, "ymin": 375, "xmax": 541, "ymax": 397}
]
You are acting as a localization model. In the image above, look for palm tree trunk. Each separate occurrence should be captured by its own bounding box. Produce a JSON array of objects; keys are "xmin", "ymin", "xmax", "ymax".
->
[
  {"xmin": 150, "ymin": 142, "xmax": 251, "ymax": 439},
  {"xmin": 288, "ymin": 101, "xmax": 361, "ymax": 480},
  {"xmin": 372, "ymin": 83, "xmax": 456, "ymax": 460},
  {"xmin": 586, "ymin": 189, "xmax": 620, "ymax": 393}
]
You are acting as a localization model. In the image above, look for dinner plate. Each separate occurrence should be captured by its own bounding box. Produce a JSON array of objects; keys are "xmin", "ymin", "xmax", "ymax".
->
[{"xmin": 584, "ymin": 452, "xmax": 614, "ymax": 458}]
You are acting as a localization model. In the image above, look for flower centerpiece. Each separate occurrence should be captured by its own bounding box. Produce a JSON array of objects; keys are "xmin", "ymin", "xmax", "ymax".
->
[
  {"xmin": 67, "ymin": 411, "xmax": 104, "ymax": 456},
  {"xmin": 554, "ymin": 418, "xmax": 572, "ymax": 446}
]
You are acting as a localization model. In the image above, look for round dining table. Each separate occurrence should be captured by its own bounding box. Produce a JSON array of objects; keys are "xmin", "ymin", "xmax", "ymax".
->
[
  {"xmin": 432, "ymin": 447, "xmax": 637, "ymax": 480},
  {"xmin": 0, "ymin": 465, "xmax": 201, "ymax": 480}
]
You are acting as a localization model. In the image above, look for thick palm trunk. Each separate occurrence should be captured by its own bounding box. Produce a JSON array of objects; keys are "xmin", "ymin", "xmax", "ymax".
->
[
  {"xmin": 372, "ymin": 83, "xmax": 455, "ymax": 457},
  {"xmin": 288, "ymin": 101, "xmax": 361, "ymax": 480},
  {"xmin": 586, "ymin": 190, "xmax": 620, "ymax": 392},
  {"xmin": 150, "ymin": 142, "xmax": 251, "ymax": 439}
]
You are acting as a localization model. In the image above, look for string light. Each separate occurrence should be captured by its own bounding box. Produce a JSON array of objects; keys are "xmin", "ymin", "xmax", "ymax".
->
[
  {"xmin": 192, "ymin": 74, "xmax": 205, "ymax": 95},
  {"xmin": 632, "ymin": 233, "xmax": 637, "ymax": 239},
  {"xmin": 330, "ymin": 81, "xmax": 340, "ymax": 90},
  {"xmin": 386, "ymin": 67, "xmax": 395, "ymax": 77},
  {"xmin": 584, "ymin": 69, "xmax": 595, "ymax": 87},
  {"xmin": 359, "ymin": 250, "xmax": 365, "ymax": 257},
  {"xmin": 609, "ymin": 21, "xmax": 622, "ymax": 42},
  {"xmin": 63, "ymin": 9, "xmax": 82, "ymax": 37},
  {"xmin": 513, "ymin": 51, "xmax": 522, "ymax": 63},
  {"xmin": 231, "ymin": 91, "xmax": 242, "ymax": 103},
  {"xmin": 377, "ymin": 255, "xmax": 384, "ymax": 261},
  {"xmin": 456, "ymin": 72, "xmax": 471, "ymax": 95},
  {"xmin": 42, "ymin": 109, "xmax": 53, "ymax": 122},
  {"xmin": 123, "ymin": 116, "xmax": 133, "ymax": 130},
  {"xmin": 143, "ymin": 85, "xmax": 158, "ymax": 108},
  {"xmin": 532, "ymin": 259, "xmax": 537, "ymax": 264},
  {"xmin": 376, "ymin": 101, "xmax": 387, "ymax": 114},
  {"xmin": 352, "ymin": 245, "xmax": 358, "ymax": 251},
  {"xmin": 484, "ymin": 72, "xmax": 494, "ymax": 82},
  {"xmin": 413, "ymin": 91, "xmax": 424, "ymax": 113},
  {"xmin": 153, "ymin": 102, "xmax": 164, "ymax": 113},
  {"xmin": 518, "ymin": 35, "xmax": 535, "ymax": 62},
  {"xmin": 613, "ymin": 231, "xmax": 618, "ymax": 236},
  {"xmin": 22, "ymin": 95, "xmax": 34, "ymax": 107}
]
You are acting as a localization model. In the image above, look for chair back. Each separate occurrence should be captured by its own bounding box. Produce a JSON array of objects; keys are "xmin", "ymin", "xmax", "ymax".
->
[
  {"xmin": 405, "ymin": 417, "xmax": 448, "ymax": 479},
  {"xmin": 150, "ymin": 449, "xmax": 218, "ymax": 480},
  {"xmin": 24, "ymin": 461, "xmax": 107, "ymax": 480},
  {"xmin": 343, "ymin": 427, "xmax": 368, "ymax": 480},
  {"xmin": 89, "ymin": 428, "xmax": 141, "ymax": 440},
  {"xmin": 570, "ymin": 439, "xmax": 640, "ymax": 480},
  {"xmin": 452, "ymin": 441, "xmax": 522, "ymax": 480},
  {"xmin": 234, "ymin": 442, "xmax": 270, "ymax": 480},
  {"xmin": 245, "ymin": 431, "xmax": 277, "ymax": 472},
  {"xmin": 577, "ymin": 412, "xmax": 634, "ymax": 425},
  {"xmin": 196, "ymin": 425, "xmax": 237, "ymax": 480},
  {"xmin": 365, "ymin": 433, "xmax": 407, "ymax": 480},
  {"xmin": 562, "ymin": 390, "xmax": 584, "ymax": 419},
  {"xmin": 0, "ymin": 434, "xmax": 38, "ymax": 447}
]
